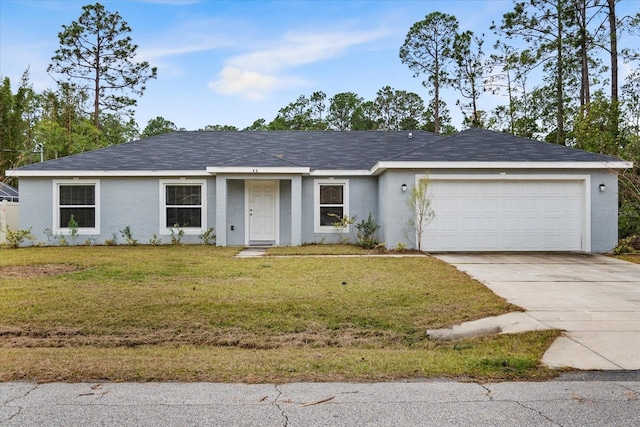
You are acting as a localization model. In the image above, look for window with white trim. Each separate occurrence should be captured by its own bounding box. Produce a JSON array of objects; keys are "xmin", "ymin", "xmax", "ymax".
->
[
  {"xmin": 160, "ymin": 179, "xmax": 207, "ymax": 234},
  {"xmin": 314, "ymin": 179, "xmax": 349, "ymax": 233},
  {"xmin": 53, "ymin": 180, "xmax": 100, "ymax": 235}
]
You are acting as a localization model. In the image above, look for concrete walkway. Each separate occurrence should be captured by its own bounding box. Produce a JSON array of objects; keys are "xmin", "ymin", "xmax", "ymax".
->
[
  {"xmin": 235, "ymin": 247, "xmax": 267, "ymax": 258},
  {"xmin": 435, "ymin": 253, "xmax": 640, "ymax": 370}
]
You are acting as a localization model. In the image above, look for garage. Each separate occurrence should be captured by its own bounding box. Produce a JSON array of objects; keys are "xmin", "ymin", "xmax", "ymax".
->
[{"xmin": 422, "ymin": 178, "xmax": 587, "ymax": 252}]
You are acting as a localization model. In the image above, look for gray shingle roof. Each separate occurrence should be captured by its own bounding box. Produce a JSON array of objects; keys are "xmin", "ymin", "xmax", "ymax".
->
[
  {"xmin": 16, "ymin": 131, "xmax": 444, "ymax": 172},
  {"xmin": 14, "ymin": 128, "xmax": 621, "ymax": 173},
  {"xmin": 389, "ymin": 128, "xmax": 621, "ymax": 162},
  {"xmin": 0, "ymin": 182, "xmax": 19, "ymax": 201}
]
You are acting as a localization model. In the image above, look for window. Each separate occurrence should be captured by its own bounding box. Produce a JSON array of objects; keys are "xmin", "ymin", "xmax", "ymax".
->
[
  {"xmin": 53, "ymin": 180, "xmax": 100, "ymax": 235},
  {"xmin": 314, "ymin": 179, "xmax": 349, "ymax": 233},
  {"xmin": 160, "ymin": 179, "xmax": 207, "ymax": 234}
]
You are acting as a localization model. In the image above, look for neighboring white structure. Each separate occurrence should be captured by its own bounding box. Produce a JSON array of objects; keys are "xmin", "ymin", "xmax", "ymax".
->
[{"xmin": 0, "ymin": 200, "xmax": 19, "ymax": 244}]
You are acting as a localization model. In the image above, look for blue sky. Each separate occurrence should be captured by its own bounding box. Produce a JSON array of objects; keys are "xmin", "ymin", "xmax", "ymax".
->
[{"xmin": 0, "ymin": 0, "xmax": 638, "ymax": 131}]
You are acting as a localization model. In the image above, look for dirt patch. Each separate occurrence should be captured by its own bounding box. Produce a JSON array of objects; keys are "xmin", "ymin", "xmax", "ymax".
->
[
  {"xmin": 0, "ymin": 326, "xmax": 410, "ymax": 350},
  {"xmin": 0, "ymin": 264, "xmax": 81, "ymax": 278}
]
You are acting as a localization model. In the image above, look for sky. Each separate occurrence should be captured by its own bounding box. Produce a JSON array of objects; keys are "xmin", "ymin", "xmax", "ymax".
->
[{"xmin": 0, "ymin": 0, "xmax": 638, "ymax": 132}]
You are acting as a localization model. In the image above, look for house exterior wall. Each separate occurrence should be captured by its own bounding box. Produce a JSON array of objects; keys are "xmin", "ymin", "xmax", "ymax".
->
[
  {"xmin": 18, "ymin": 176, "xmax": 216, "ymax": 245},
  {"xmin": 17, "ymin": 178, "xmax": 51, "ymax": 241},
  {"xmin": 378, "ymin": 171, "xmax": 412, "ymax": 249},
  {"xmin": 301, "ymin": 176, "xmax": 378, "ymax": 244},
  {"xmin": 279, "ymin": 180, "xmax": 292, "ymax": 245},
  {"xmin": 590, "ymin": 170, "xmax": 618, "ymax": 252},
  {"xmin": 378, "ymin": 169, "xmax": 620, "ymax": 253},
  {"xmin": 226, "ymin": 179, "xmax": 245, "ymax": 245},
  {"xmin": 17, "ymin": 168, "xmax": 620, "ymax": 252}
]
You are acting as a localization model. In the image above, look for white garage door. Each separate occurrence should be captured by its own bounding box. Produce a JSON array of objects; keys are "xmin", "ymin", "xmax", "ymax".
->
[{"xmin": 422, "ymin": 179, "xmax": 586, "ymax": 251}]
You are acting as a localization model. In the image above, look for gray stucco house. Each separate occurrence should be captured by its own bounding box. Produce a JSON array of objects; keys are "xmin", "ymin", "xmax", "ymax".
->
[{"xmin": 8, "ymin": 128, "xmax": 632, "ymax": 252}]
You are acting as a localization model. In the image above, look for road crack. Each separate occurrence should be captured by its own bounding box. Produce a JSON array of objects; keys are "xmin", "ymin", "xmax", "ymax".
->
[
  {"xmin": 514, "ymin": 401, "xmax": 563, "ymax": 426},
  {"xmin": 482, "ymin": 384, "xmax": 561, "ymax": 426},
  {"xmin": 1, "ymin": 383, "xmax": 39, "ymax": 424},
  {"xmin": 272, "ymin": 385, "xmax": 290, "ymax": 427},
  {"xmin": 479, "ymin": 383, "xmax": 493, "ymax": 400}
]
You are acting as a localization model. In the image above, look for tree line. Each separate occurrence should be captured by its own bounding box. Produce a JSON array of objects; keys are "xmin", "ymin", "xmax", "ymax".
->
[{"xmin": 1, "ymin": 1, "xmax": 639, "ymax": 237}]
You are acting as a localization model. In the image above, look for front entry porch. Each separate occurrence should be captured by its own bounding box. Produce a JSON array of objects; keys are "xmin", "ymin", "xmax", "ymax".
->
[{"xmin": 214, "ymin": 174, "xmax": 303, "ymax": 247}]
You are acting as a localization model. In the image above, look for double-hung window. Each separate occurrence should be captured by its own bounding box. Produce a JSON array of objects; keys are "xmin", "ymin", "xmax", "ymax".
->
[
  {"xmin": 314, "ymin": 179, "xmax": 349, "ymax": 233},
  {"xmin": 160, "ymin": 179, "xmax": 207, "ymax": 234},
  {"xmin": 53, "ymin": 180, "xmax": 100, "ymax": 235}
]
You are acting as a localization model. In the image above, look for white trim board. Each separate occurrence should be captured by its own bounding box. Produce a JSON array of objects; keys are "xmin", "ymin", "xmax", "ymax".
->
[
  {"xmin": 10, "ymin": 170, "xmax": 211, "ymax": 177},
  {"xmin": 313, "ymin": 178, "xmax": 350, "ymax": 234},
  {"xmin": 158, "ymin": 178, "xmax": 208, "ymax": 235},
  {"xmin": 52, "ymin": 179, "xmax": 101, "ymax": 236},
  {"xmin": 207, "ymin": 166, "xmax": 309, "ymax": 175},
  {"xmin": 371, "ymin": 160, "xmax": 632, "ymax": 175}
]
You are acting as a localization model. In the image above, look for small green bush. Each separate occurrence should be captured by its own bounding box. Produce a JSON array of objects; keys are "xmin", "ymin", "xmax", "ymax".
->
[
  {"xmin": 327, "ymin": 213, "xmax": 356, "ymax": 244},
  {"xmin": 119, "ymin": 226, "xmax": 138, "ymax": 246},
  {"xmin": 355, "ymin": 212, "xmax": 381, "ymax": 249},
  {"xmin": 104, "ymin": 233, "xmax": 118, "ymax": 246},
  {"xmin": 4, "ymin": 226, "xmax": 36, "ymax": 249},
  {"xmin": 199, "ymin": 227, "xmax": 216, "ymax": 245},
  {"xmin": 170, "ymin": 225, "xmax": 184, "ymax": 245},
  {"xmin": 68, "ymin": 215, "xmax": 79, "ymax": 245}
]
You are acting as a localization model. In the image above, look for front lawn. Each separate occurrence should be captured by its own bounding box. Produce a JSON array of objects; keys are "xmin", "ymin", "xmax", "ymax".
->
[{"xmin": 0, "ymin": 246, "xmax": 559, "ymax": 382}]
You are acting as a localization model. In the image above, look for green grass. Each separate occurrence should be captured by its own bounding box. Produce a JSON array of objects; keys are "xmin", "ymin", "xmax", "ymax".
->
[
  {"xmin": 616, "ymin": 253, "xmax": 640, "ymax": 264},
  {"xmin": 0, "ymin": 245, "xmax": 559, "ymax": 382},
  {"xmin": 266, "ymin": 244, "xmax": 391, "ymax": 256}
]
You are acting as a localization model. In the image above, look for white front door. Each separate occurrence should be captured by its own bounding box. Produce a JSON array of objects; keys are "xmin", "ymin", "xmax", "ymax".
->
[{"xmin": 247, "ymin": 180, "xmax": 278, "ymax": 244}]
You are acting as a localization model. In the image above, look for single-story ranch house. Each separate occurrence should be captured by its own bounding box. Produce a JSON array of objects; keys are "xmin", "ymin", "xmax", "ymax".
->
[{"xmin": 8, "ymin": 128, "xmax": 632, "ymax": 252}]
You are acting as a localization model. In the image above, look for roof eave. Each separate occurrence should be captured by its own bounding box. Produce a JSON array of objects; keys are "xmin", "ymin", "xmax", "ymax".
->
[
  {"xmin": 6, "ymin": 170, "xmax": 211, "ymax": 177},
  {"xmin": 309, "ymin": 169, "xmax": 370, "ymax": 176},
  {"xmin": 370, "ymin": 161, "xmax": 633, "ymax": 175},
  {"xmin": 206, "ymin": 166, "xmax": 310, "ymax": 175}
]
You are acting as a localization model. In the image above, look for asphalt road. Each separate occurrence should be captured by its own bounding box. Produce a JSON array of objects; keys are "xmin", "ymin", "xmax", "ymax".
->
[{"xmin": 1, "ymin": 373, "xmax": 639, "ymax": 426}]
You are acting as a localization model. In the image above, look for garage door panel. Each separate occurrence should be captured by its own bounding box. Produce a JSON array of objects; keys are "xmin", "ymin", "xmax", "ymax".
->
[{"xmin": 423, "ymin": 179, "xmax": 585, "ymax": 252}]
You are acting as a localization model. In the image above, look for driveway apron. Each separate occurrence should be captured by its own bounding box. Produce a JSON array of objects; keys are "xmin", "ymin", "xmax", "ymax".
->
[{"xmin": 434, "ymin": 253, "xmax": 640, "ymax": 370}]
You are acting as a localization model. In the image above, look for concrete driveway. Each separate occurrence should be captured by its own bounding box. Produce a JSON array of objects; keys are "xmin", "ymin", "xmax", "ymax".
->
[{"xmin": 434, "ymin": 253, "xmax": 640, "ymax": 370}]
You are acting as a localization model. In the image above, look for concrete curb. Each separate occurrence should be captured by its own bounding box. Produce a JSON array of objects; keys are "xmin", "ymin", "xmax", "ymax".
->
[{"xmin": 427, "ymin": 312, "xmax": 552, "ymax": 341}]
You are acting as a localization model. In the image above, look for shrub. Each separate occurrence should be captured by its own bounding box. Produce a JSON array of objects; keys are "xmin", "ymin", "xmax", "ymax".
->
[
  {"xmin": 119, "ymin": 226, "xmax": 138, "ymax": 246},
  {"xmin": 394, "ymin": 242, "xmax": 408, "ymax": 252},
  {"xmin": 199, "ymin": 227, "xmax": 216, "ymax": 245},
  {"xmin": 612, "ymin": 235, "xmax": 638, "ymax": 255},
  {"xmin": 68, "ymin": 215, "xmax": 79, "ymax": 246},
  {"xmin": 327, "ymin": 213, "xmax": 356, "ymax": 244},
  {"xmin": 4, "ymin": 226, "xmax": 36, "ymax": 249},
  {"xmin": 170, "ymin": 225, "xmax": 184, "ymax": 245},
  {"xmin": 355, "ymin": 212, "xmax": 381, "ymax": 249},
  {"xmin": 104, "ymin": 233, "xmax": 118, "ymax": 246}
]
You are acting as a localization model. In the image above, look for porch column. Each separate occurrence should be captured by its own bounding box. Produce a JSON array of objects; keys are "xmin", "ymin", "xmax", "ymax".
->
[
  {"xmin": 291, "ymin": 175, "xmax": 302, "ymax": 246},
  {"xmin": 215, "ymin": 176, "xmax": 227, "ymax": 246}
]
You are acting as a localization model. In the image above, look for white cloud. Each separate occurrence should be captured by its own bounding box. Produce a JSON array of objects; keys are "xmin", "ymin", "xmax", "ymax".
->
[
  {"xmin": 209, "ymin": 28, "xmax": 389, "ymax": 100},
  {"xmin": 208, "ymin": 67, "xmax": 286, "ymax": 101},
  {"xmin": 139, "ymin": 42, "xmax": 225, "ymax": 62},
  {"xmin": 137, "ymin": 20, "xmax": 231, "ymax": 63},
  {"xmin": 230, "ymin": 29, "xmax": 388, "ymax": 73},
  {"xmin": 136, "ymin": 19, "xmax": 233, "ymax": 78}
]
